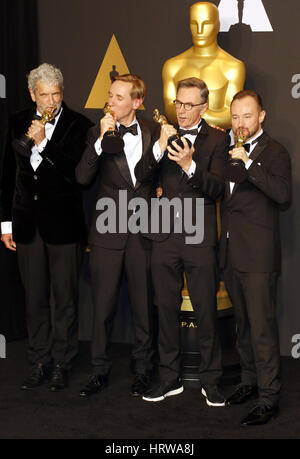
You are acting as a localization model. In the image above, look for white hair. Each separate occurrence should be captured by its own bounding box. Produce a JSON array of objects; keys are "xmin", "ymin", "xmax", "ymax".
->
[{"xmin": 28, "ymin": 63, "xmax": 64, "ymax": 93}]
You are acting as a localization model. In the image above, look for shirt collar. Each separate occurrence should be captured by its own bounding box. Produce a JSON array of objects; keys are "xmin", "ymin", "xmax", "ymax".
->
[
  {"xmin": 116, "ymin": 116, "xmax": 137, "ymax": 128},
  {"xmin": 246, "ymin": 129, "xmax": 264, "ymax": 145},
  {"xmin": 178, "ymin": 120, "xmax": 202, "ymax": 133}
]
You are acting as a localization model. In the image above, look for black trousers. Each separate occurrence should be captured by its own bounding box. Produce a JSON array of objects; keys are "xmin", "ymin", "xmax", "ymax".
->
[
  {"xmin": 223, "ymin": 241, "xmax": 281, "ymax": 407},
  {"xmin": 89, "ymin": 234, "xmax": 154, "ymax": 375},
  {"xmin": 17, "ymin": 230, "xmax": 83, "ymax": 369},
  {"xmin": 151, "ymin": 233, "xmax": 222, "ymax": 384}
]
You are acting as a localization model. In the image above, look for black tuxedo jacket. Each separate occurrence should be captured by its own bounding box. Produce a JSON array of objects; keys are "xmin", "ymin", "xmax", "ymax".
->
[
  {"xmin": 219, "ymin": 132, "xmax": 292, "ymax": 273},
  {"xmin": 134, "ymin": 119, "xmax": 230, "ymax": 247},
  {"xmin": 75, "ymin": 118, "xmax": 159, "ymax": 249},
  {"xmin": 0, "ymin": 102, "xmax": 92, "ymax": 244}
]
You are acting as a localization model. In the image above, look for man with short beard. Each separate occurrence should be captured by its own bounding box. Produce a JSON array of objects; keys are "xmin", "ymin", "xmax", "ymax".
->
[
  {"xmin": 0, "ymin": 63, "xmax": 92, "ymax": 391},
  {"xmin": 220, "ymin": 90, "xmax": 292, "ymax": 425}
]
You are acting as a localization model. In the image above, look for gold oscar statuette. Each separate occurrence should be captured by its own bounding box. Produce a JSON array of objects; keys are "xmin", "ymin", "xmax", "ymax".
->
[
  {"xmin": 101, "ymin": 102, "xmax": 124, "ymax": 154},
  {"xmin": 225, "ymin": 127, "xmax": 249, "ymax": 183},
  {"xmin": 234, "ymin": 127, "xmax": 248, "ymax": 148},
  {"xmin": 153, "ymin": 108, "xmax": 192, "ymax": 149},
  {"xmin": 160, "ymin": 3, "xmax": 244, "ymax": 319},
  {"xmin": 162, "ymin": 2, "xmax": 246, "ymax": 129},
  {"xmin": 16, "ymin": 106, "xmax": 56, "ymax": 151}
]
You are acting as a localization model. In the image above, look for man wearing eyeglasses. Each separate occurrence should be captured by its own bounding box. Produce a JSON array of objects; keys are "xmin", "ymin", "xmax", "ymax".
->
[{"xmin": 135, "ymin": 77, "xmax": 230, "ymax": 405}]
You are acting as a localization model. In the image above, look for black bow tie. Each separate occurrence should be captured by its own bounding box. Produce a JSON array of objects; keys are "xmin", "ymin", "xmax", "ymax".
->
[
  {"xmin": 118, "ymin": 123, "xmax": 138, "ymax": 137},
  {"xmin": 35, "ymin": 108, "xmax": 61, "ymax": 125},
  {"xmin": 243, "ymin": 143, "xmax": 251, "ymax": 153},
  {"xmin": 178, "ymin": 121, "xmax": 202, "ymax": 137},
  {"xmin": 243, "ymin": 134, "xmax": 263, "ymax": 153},
  {"xmin": 178, "ymin": 127, "xmax": 199, "ymax": 137}
]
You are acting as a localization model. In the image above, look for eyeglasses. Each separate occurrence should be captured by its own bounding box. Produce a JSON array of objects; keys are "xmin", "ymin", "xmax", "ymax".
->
[{"xmin": 173, "ymin": 99, "xmax": 204, "ymax": 111}]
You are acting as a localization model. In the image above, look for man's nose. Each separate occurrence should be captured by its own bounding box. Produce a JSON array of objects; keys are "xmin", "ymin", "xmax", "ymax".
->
[{"xmin": 48, "ymin": 95, "xmax": 55, "ymax": 106}]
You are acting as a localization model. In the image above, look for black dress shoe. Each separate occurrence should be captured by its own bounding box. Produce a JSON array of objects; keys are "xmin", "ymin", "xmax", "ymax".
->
[
  {"xmin": 131, "ymin": 374, "xmax": 150, "ymax": 397},
  {"xmin": 241, "ymin": 404, "xmax": 278, "ymax": 426},
  {"xmin": 48, "ymin": 364, "xmax": 68, "ymax": 392},
  {"xmin": 226, "ymin": 384, "xmax": 257, "ymax": 406},
  {"xmin": 80, "ymin": 374, "xmax": 108, "ymax": 397},
  {"xmin": 21, "ymin": 363, "xmax": 52, "ymax": 390}
]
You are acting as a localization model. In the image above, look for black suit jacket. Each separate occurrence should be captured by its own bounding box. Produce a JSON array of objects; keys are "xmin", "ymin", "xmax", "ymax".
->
[
  {"xmin": 0, "ymin": 102, "xmax": 93, "ymax": 244},
  {"xmin": 219, "ymin": 132, "xmax": 292, "ymax": 272},
  {"xmin": 134, "ymin": 119, "xmax": 230, "ymax": 247},
  {"xmin": 75, "ymin": 118, "xmax": 159, "ymax": 249}
]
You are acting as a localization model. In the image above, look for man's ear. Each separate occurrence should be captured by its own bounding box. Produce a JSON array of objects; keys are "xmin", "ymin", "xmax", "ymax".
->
[
  {"xmin": 29, "ymin": 88, "xmax": 36, "ymax": 103},
  {"xmin": 200, "ymin": 102, "xmax": 208, "ymax": 116},
  {"xmin": 132, "ymin": 98, "xmax": 143, "ymax": 110},
  {"xmin": 259, "ymin": 109, "xmax": 266, "ymax": 124}
]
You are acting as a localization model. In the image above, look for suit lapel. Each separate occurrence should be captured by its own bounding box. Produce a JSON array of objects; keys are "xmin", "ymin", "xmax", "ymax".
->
[
  {"xmin": 114, "ymin": 151, "xmax": 134, "ymax": 188},
  {"xmin": 192, "ymin": 119, "xmax": 209, "ymax": 161},
  {"xmin": 113, "ymin": 117, "xmax": 149, "ymax": 189},
  {"xmin": 50, "ymin": 102, "xmax": 75, "ymax": 144},
  {"xmin": 249, "ymin": 132, "xmax": 268, "ymax": 162},
  {"xmin": 135, "ymin": 119, "xmax": 151, "ymax": 190},
  {"xmin": 230, "ymin": 132, "xmax": 269, "ymax": 196},
  {"xmin": 140, "ymin": 119, "xmax": 151, "ymax": 156}
]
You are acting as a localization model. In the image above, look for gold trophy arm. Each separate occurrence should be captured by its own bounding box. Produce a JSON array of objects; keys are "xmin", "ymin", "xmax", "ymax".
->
[
  {"xmin": 103, "ymin": 102, "xmax": 115, "ymax": 131},
  {"xmin": 234, "ymin": 127, "xmax": 250, "ymax": 148},
  {"xmin": 153, "ymin": 109, "xmax": 168, "ymax": 126}
]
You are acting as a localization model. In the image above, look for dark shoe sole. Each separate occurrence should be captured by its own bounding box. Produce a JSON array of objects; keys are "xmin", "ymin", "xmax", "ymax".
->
[
  {"xmin": 226, "ymin": 390, "xmax": 258, "ymax": 406},
  {"xmin": 80, "ymin": 385, "xmax": 107, "ymax": 397},
  {"xmin": 241, "ymin": 411, "xmax": 278, "ymax": 426},
  {"xmin": 20, "ymin": 379, "xmax": 48, "ymax": 390},
  {"xmin": 48, "ymin": 385, "xmax": 68, "ymax": 392},
  {"xmin": 21, "ymin": 384, "xmax": 44, "ymax": 390}
]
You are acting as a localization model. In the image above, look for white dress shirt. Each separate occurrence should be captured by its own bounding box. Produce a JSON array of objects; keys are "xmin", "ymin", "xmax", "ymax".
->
[
  {"xmin": 94, "ymin": 117, "xmax": 142, "ymax": 186},
  {"xmin": 153, "ymin": 121, "xmax": 202, "ymax": 178}
]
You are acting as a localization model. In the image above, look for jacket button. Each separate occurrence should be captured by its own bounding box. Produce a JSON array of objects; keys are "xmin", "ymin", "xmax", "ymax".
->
[
  {"xmin": 33, "ymin": 175, "xmax": 38, "ymax": 180},
  {"xmin": 34, "ymin": 195, "xmax": 38, "ymax": 201}
]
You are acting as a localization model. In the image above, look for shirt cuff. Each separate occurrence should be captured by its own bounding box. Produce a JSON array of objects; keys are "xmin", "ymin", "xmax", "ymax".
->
[
  {"xmin": 183, "ymin": 160, "xmax": 196, "ymax": 178},
  {"xmin": 94, "ymin": 138, "xmax": 103, "ymax": 156},
  {"xmin": 1, "ymin": 221, "xmax": 12, "ymax": 234},
  {"xmin": 245, "ymin": 159, "xmax": 253, "ymax": 170},
  {"xmin": 36, "ymin": 138, "xmax": 48, "ymax": 153},
  {"xmin": 153, "ymin": 141, "xmax": 164, "ymax": 162}
]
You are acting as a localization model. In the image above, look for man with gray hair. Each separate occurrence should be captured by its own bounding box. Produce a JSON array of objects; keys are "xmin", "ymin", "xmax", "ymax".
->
[
  {"xmin": 0, "ymin": 63, "xmax": 92, "ymax": 391},
  {"xmin": 136, "ymin": 77, "xmax": 229, "ymax": 405}
]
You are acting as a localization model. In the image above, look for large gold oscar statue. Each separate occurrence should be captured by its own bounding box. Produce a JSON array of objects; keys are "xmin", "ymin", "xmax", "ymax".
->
[
  {"xmin": 162, "ymin": 2, "xmax": 246, "ymax": 319},
  {"xmin": 162, "ymin": 1, "xmax": 246, "ymax": 129}
]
